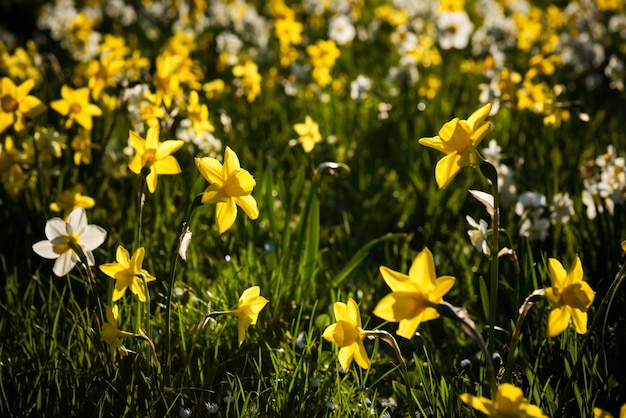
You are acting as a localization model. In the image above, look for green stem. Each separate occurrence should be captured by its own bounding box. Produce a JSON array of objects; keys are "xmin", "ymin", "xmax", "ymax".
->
[
  {"xmin": 135, "ymin": 167, "xmax": 149, "ymax": 252},
  {"xmin": 557, "ymin": 259, "xmax": 626, "ymax": 414},
  {"xmin": 165, "ymin": 193, "xmax": 203, "ymax": 386}
]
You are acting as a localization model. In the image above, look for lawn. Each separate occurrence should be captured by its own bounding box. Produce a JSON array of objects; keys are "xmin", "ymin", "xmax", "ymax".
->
[{"xmin": 1, "ymin": 0, "xmax": 625, "ymax": 417}]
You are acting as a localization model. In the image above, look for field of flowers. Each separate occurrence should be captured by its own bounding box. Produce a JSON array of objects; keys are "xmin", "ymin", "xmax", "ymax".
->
[{"xmin": 1, "ymin": 0, "xmax": 626, "ymax": 416}]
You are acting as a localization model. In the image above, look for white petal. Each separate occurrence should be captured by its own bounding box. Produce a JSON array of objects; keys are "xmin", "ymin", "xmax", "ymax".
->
[
  {"xmin": 79, "ymin": 225, "xmax": 107, "ymax": 251},
  {"xmin": 33, "ymin": 240, "xmax": 59, "ymax": 259},
  {"xmin": 53, "ymin": 252, "xmax": 77, "ymax": 276},
  {"xmin": 67, "ymin": 208, "xmax": 88, "ymax": 234},
  {"xmin": 45, "ymin": 218, "xmax": 68, "ymax": 240}
]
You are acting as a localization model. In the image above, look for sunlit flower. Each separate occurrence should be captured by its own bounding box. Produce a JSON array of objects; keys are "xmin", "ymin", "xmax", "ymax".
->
[
  {"xmin": 293, "ymin": 116, "xmax": 322, "ymax": 153},
  {"xmin": 322, "ymin": 298, "xmax": 370, "ymax": 370},
  {"xmin": 0, "ymin": 136, "xmax": 30, "ymax": 196},
  {"xmin": 32, "ymin": 208, "xmax": 107, "ymax": 277},
  {"xmin": 437, "ymin": 11, "xmax": 474, "ymax": 50},
  {"xmin": 418, "ymin": 103, "xmax": 492, "ymax": 188},
  {"xmin": 223, "ymin": 286, "xmax": 269, "ymax": 346},
  {"xmin": 544, "ymin": 256, "xmax": 595, "ymax": 337},
  {"xmin": 128, "ymin": 126, "xmax": 184, "ymax": 193},
  {"xmin": 328, "ymin": 15, "xmax": 356, "ymax": 46},
  {"xmin": 373, "ymin": 248, "xmax": 455, "ymax": 339},
  {"xmin": 86, "ymin": 53, "xmax": 125, "ymax": 100},
  {"xmin": 71, "ymin": 127, "xmax": 94, "ymax": 166},
  {"xmin": 194, "ymin": 147, "xmax": 259, "ymax": 234},
  {"xmin": 466, "ymin": 215, "xmax": 490, "ymax": 255},
  {"xmin": 49, "ymin": 185, "xmax": 95, "ymax": 219},
  {"xmin": 460, "ymin": 383, "xmax": 548, "ymax": 417},
  {"xmin": 50, "ymin": 85, "xmax": 103, "ymax": 130},
  {"xmin": 99, "ymin": 246, "xmax": 156, "ymax": 302},
  {"xmin": 594, "ymin": 404, "xmax": 626, "ymax": 418},
  {"xmin": 101, "ymin": 305, "xmax": 135, "ymax": 361},
  {"xmin": 0, "ymin": 77, "xmax": 46, "ymax": 133},
  {"xmin": 232, "ymin": 60, "xmax": 262, "ymax": 103},
  {"xmin": 550, "ymin": 192, "xmax": 575, "ymax": 224}
]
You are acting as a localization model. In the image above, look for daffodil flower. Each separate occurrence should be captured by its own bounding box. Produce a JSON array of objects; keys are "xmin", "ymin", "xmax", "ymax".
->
[
  {"xmin": 544, "ymin": 256, "xmax": 595, "ymax": 337},
  {"xmin": 0, "ymin": 77, "xmax": 47, "ymax": 133},
  {"xmin": 460, "ymin": 383, "xmax": 548, "ymax": 417},
  {"xmin": 195, "ymin": 147, "xmax": 259, "ymax": 234},
  {"xmin": 49, "ymin": 185, "xmax": 95, "ymax": 219},
  {"xmin": 593, "ymin": 404, "xmax": 626, "ymax": 418},
  {"xmin": 293, "ymin": 115, "xmax": 322, "ymax": 153},
  {"xmin": 99, "ymin": 246, "xmax": 156, "ymax": 302},
  {"xmin": 322, "ymin": 298, "xmax": 370, "ymax": 370},
  {"xmin": 128, "ymin": 126, "xmax": 184, "ymax": 193},
  {"xmin": 101, "ymin": 305, "xmax": 135, "ymax": 361},
  {"xmin": 50, "ymin": 85, "xmax": 103, "ymax": 130},
  {"xmin": 418, "ymin": 103, "xmax": 492, "ymax": 188},
  {"xmin": 373, "ymin": 247, "xmax": 455, "ymax": 339},
  {"xmin": 32, "ymin": 208, "xmax": 107, "ymax": 277},
  {"xmin": 223, "ymin": 286, "xmax": 269, "ymax": 347}
]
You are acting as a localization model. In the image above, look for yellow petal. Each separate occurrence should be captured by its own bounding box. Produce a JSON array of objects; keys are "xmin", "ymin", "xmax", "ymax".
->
[
  {"xmin": 99, "ymin": 262, "xmax": 123, "ymax": 279},
  {"xmin": 431, "ymin": 275, "xmax": 455, "ymax": 300},
  {"xmin": 337, "ymin": 344, "xmax": 355, "ymax": 371},
  {"xmin": 333, "ymin": 301, "xmax": 350, "ymax": 322},
  {"xmin": 20, "ymin": 95, "xmax": 47, "ymax": 117},
  {"xmin": 145, "ymin": 170, "xmax": 158, "ymax": 193},
  {"xmin": 130, "ymin": 247, "xmax": 145, "ymax": 271},
  {"xmin": 373, "ymin": 292, "xmax": 419, "ymax": 322},
  {"xmin": 466, "ymin": 103, "xmax": 492, "ymax": 131},
  {"xmin": 129, "ymin": 130, "xmax": 145, "ymax": 153},
  {"xmin": 548, "ymin": 258, "xmax": 566, "ymax": 289},
  {"xmin": 565, "ymin": 255, "xmax": 583, "ymax": 286},
  {"xmin": 130, "ymin": 278, "xmax": 148, "ymax": 302},
  {"xmin": 145, "ymin": 126, "xmax": 160, "ymax": 150},
  {"xmin": 437, "ymin": 118, "xmax": 471, "ymax": 153},
  {"xmin": 434, "ymin": 152, "xmax": 464, "ymax": 188},
  {"xmin": 195, "ymin": 156, "xmax": 224, "ymax": 184},
  {"xmin": 237, "ymin": 315, "xmax": 254, "ymax": 346},
  {"xmin": 418, "ymin": 135, "xmax": 447, "ymax": 153},
  {"xmin": 116, "ymin": 246, "xmax": 131, "ymax": 266},
  {"xmin": 50, "ymin": 99, "xmax": 70, "ymax": 116},
  {"xmin": 396, "ymin": 314, "xmax": 424, "ymax": 339},
  {"xmin": 379, "ymin": 266, "xmax": 414, "ymax": 292},
  {"xmin": 215, "ymin": 200, "xmax": 237, "ymax": 234},
  {"xmin": 154, "ymin": 155, "xmax": 182, "ymax": 175},
  {"xmin": 233, "ymin": 194, "xmax": 259, "ymax": 220},
  {"xmin": 128, "ymin": 155, "xmax": 142, "ymax": 174},
  {"xmin": 459, "ymin": 393, "xmax": 494, "ymax": 415},
  {"xmin": 201, "ymin": 183, "xmax": 229, "ymax": 204},
  {"xmin": 346, "ymin": 298, "xmax": 361, "ymax": 328},
  {"xmin": 570, "ymin": 308, "xmax": 588, "ymax": 334},
  {"xmin": 322, "ymin": 323, "xmax": 337, "ymax": 343},
  {"xmin": 353, "ymin": 341, "xmax": 370, "ymax": 369},
  {"xmin": 155, "ymin": 139, "xmax": 184, "ymax": 160},
  {"xmin": 239, "ymin": 286, "xmax": 260, "ymax": 302},
  {"xmin": 547, "ymin": 306, "xmax": 570, "ymax": 337},
  {"xmin": 408, "ymin": 248, "xmax": 437, "ymax": 288},
  {"xmin": 223, "ymin": 146, "xmax": 241, "ymax": 175}
]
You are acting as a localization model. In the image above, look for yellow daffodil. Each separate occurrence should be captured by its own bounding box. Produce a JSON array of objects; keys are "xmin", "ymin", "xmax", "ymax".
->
[
  {"xmin": 0, "ymin": 136, "xmax": 30, "ymax": 196},
  {"xmin": 194, "ymin": 147, "xmax": 259, "ymax": 234},
  {"xmin": 322, "ymin": 298, "xmax": 370, "ymax": 370},
  {"xmin": 86, "ymin": 53, "xmax": 126, "ymax": 100},
  {"xmin": 594, "ymin": 404, "xmax": 626, "ymax": 418},
  {"xmin": 50, "ymin": 85, "xmax": 103, "ymax": 130},
  {"xmin": 32, "ymin": 208, "xmax": 107, "ymax": 277},
  {"xmin": 418, "ymin": 103, "xmax": 492, "ymax": 188},
  {"xmin": 71, "ymin": 127, "xmax": 94, "ymax": 166},
  {"xmin": 373, "ymin": 247, "xmax": 455, "ymax": 339},
  {"xmin": 544, "ymin": 256, "xmax": 595, "ymax": 337},
  {"xmin": 232, "ymin": 60, "xmax": 262, "ymax": 103},
  {"xmin": 460, "ymin": 383, "xmax": 548, "ymax": 417},
  {"xmin": 128, "ymin": 126, "xmax": 184, "ymax": 193},
  {"xmin": 185, "ymin": 90, "xmax": 215, "ymax": 135},
  {"xmin": 101, "ymin": 305, "xmax": 135, "ymax": 361},
  {"xmin": 293, "ymin": 116, "xmax": 322, "ymax": 153},
  {"xmin": 224, "ymin": 286, "xmax": 269, "ymax": 346},
  {"xmin": 49, "ymin": 185, "xmax": 95, "ymax": 219},
  {"xmin": 99, "ymin": 246, "xmax": 156, "ymax": 302},
  {"xmin": 0, "ymin": 77, "xmax": 46, "ymax": 133}
]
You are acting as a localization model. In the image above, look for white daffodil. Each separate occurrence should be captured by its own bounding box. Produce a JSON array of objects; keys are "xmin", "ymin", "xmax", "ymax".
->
[
  {"xmin": 32, "ymin": 207, "xmax": 107, "ymax": 276},
  {"xmin": 466, "ymin": 215, "xmax": 491, "ymax": 255}
]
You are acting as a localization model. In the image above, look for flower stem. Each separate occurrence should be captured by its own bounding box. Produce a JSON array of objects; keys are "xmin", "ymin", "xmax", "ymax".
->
[{"xmin": 165, "ymin": 193, "xmax": 203, "ymax": 386}]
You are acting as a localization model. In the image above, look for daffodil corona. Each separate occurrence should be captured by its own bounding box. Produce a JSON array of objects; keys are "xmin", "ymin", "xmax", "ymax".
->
[
  {"xmin": 322, "ymin": 298, "xmax": 370, "ymax": 370},
  {"xmin": 418, "ymin": 103, "xmax": 492, "ymax": 188},
  {"xmin": 195, "ymin": 147, "xmax": 259, "ymax": 234},
  {"xmin": 544, "ymin": 255, "xmax": 595, "ymax": 337},
  {"xmin": 373, "ymin": 247, "xmax": 455, "ymax": 339}
]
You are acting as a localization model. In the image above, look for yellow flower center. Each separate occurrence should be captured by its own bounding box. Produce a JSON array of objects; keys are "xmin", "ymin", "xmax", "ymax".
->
[
  {"xmin": 70, "ymin": 103, "xmax": 82, "ymax": 114},
  {"xmin": 1, "ymin": 94, "xmax": 18, "ymax": 113},
  {"xmin": 53, "ymin": 234, "xmax": 79, "ymax": 255},
  {"xmin": 141, "ymin": 149, "xmax": 157, "ymax": 168}
]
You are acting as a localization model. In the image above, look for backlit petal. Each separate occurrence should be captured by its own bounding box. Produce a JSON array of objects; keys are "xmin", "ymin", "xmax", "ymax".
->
[
  {"xmin": 353, "ymin": 341, "xmax": 370, "ymax": 369},
  {"xmin": 233, "ymin": 195, "xmax": 259, "ymax": 220},
  {"xmin": 154, "ymin": 155, "xmax": 182, "ymax": 175},
  {"xmin": 195, "ymin": 157, "xmax": 224, "ymax": 184},
  {"xmin": 99, "ymin": 262, "xmax": 124, "ymax": 279},
  {"xmin": 548, "ymin": 258, "xmax": 566, "ymax": 289},
  {"xmin": 79, "ymin": 225, "xmax": 107, "ymax": 251},
  {"xmin": 466, "ymin": 103, "xmax": 492, "ymax": 131},
  {"xmin": 45, "ymin": 217, "xmax": 68, "ymax": 240},
  {"xmin": 408, "ymin": 248, "xmax": 437, "ymax": 287},
  {"xmin": 155, "ymin": 139, "xmax": 184, "ymax": 160},
  {"xmin": 33, "ymin": 240, "xmax": 58, "ymax": 259},
  {"xmin": 373, "ymin": 292, "xmax": 419, "ymax": 322},
  {"xmin": 146, "ymin": 170, "xmax": 157, "ymax": 193},
  {"xmin": 215, "ymin": 200, "xmax": 237, "ymax": 234},
  {"xmin": 237, "ymin": 315, "xmax": 254, "ymax": 346},
  {"xmin": 397, "ymin": 314, "xmax": 424, "ymax": 339},
  {"xmin": 431, "ymin": 275, "xmax": 456, "ymax": 300},
  {"xmin": 417, "ymin": 135, "xmax": 447, "ymax": 153},
  {"xmin": 437, "ymin": 118, "xmax": 471, "ymax": 153},
  {"xmin": 434, "ymin": 152, "xmax": 463, "ymax": 188},
  {"xmin": 570, "ymin": 308, "xmax": 588, "ymax": 334},
  {"xmin": 337, "ymin": 344, "xmax": 355, "ymax": 371},
  {"xmin": 117, "ymin": 246, "xmax": 131, "ymax": 267},
  {"xmin": 333, "ymin": 301, "xmax": 350, "ymax": 322},
  {"xmin": 223, "ymin": 146, "xmax": 241, "ymax": 175},
  {"xmin": 201, "ymin": 183, "xmax": 228, "ymax": 204},
  {"xmin": 67, "ymin": 208, "xmax": 88, "ymax": 233},
  {"xmin": 459, "ymin": 393, "xmax": 494, "ymax": 415},
  {"xmin": 53, "ymin": 251, "xmax": 77, "ymax": 276},
  {"xmin": 565, "ymin": 255, "xmax": 583, "ymax": 286},
  {"xmin": 547, "ymin": 306, "xmax": 570, "ymax": 337},
  {"xmin": 379, "ymin": 266, "xmax": 414, "ymax": 292}
]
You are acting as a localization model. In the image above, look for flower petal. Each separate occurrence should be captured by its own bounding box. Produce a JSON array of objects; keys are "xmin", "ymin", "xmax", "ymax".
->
[
  {"xmin": 53, "ymin": 251, "xmax": 77, "ymax": 276},
  {"xmin": 237, "ymin": 315, "xmax": 254, "ymax": 346},
  {"xmin": 33, "ymin": 240, "xmax": 58, "ymax": 259},
  {"xmin": 548, "ymin": 258, "xmax": 566, "ymax": 289},
  {"xmin": 466, "ymin": 103, "xmax": 492, "ymax": 131},
  {"xmin": 67, "ymin": 208, "xmax": 88, "ymax": 234},
  {"xmin": 353, "ymin": 341, "xmax": 370, "ymax": 369},
  {"xmin": 155, "ymin": 139, "xmax": 184, "ymax": 160},
  {"xmin": 215, "ymin": 200, "xmax": 237, "ymax": 234},
  {"xmin": 408, "ymin": 248, "xmax": 437, "ymax": 288},
  {"xmin": 337, "ymin": 344, "xmax": 355, "ymax": 371},
  {"xmin": 154, "ymin": 155, "xmax": 182, "ymax": 175},
  {"xmin": 233, "ymin": 195, "xmax": 259, "ymax": 220},
  {"xmin": 45, "ymin": 217, "xmax": 68, "ymax": 240},
  {"xmin": 223, "ymin": 146, "xmax": 241, "ymax": 175},
  {"xmin": 373, "ymin": 292, "xmax": 419, "ymax": 323},
  {"xmin": 565, "ymin": 255, "xmax": 583, "ymax": 286},
  {"xmin": 459, "ymin": 393, "xmax": 494, "ymax": 415},
  {"xmin": 547, "ymin": 306, "xmax": 570, "ymax": 337},
  {"xmin": 195, "ymin": 157, "xmax": 223, "ymax": 184},
  {"xmin": 431, "ymin": 275, "xmax": 456, "ymax": 300},
  {"xmin": 379, "ymin": 265, "xmax": 414, "ymax": 292},
  {"xmin": 99, "ymin": 262, "xmax": 124, "ymax": 279},
  {"xmin": 570, "ymin": 308, "xmax": 588, "ymax": 334},
  {"xmin": 434, "ymin": 152, "xmax": 463, "ymax": 188},
  {"xmin": 79, "ymin": 225, "xmax": 107, "ymax": 251}
]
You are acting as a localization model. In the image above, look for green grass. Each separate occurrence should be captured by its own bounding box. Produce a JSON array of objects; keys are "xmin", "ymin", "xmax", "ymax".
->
[{"xmin": 2, "ymin": 0, "xmax": 626, "ymax": 417}]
